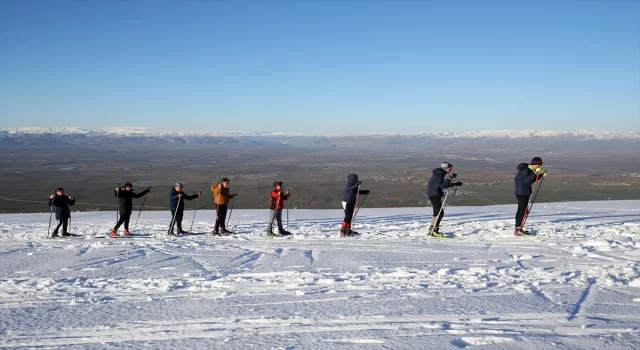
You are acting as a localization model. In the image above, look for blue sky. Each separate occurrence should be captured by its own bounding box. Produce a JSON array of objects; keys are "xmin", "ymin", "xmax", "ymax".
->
[{"xmin": 0, "ymin": 0, "xmax": 638, "ymax": 133}]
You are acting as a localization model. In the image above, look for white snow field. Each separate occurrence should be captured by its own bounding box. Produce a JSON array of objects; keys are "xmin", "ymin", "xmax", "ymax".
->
[{"xmin": 1, "ymin": 201, "xmax": 639, "ymax": 349}]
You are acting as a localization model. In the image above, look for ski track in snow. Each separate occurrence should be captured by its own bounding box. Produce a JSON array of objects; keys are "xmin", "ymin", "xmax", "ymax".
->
[{"xmin": 1, "ymin": 201, "xmax": 639, "ymax": 349}]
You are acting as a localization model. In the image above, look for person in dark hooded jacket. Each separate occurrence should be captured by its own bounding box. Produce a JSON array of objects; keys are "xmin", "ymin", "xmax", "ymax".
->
[
  {"xmin": 426, "ymin": 162, "xmax": 462, "ymax": 236},
  {"xmin": 514, "ymin": 157, "xmax": 548, "ymax": 235},
  {"xmin": 48, "ymin": 188, "xmax": 75, "ymax": 237},
  {"xmin": 109, "ymin": 183, "xmax": 151, "ymax": 237},
  {"xmin": 340, "ymin": 174, "xmax": 370, "ymax": 236},
  {"xmin": 169, "ymin": 183, "xmax": 202, "ymax": 235}
]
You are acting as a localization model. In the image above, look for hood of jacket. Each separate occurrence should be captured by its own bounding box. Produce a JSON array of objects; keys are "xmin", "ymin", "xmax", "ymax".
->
[
  {"xmin": 517, "ymin": 163, "xmax": 530, "ymax": 171},
  {"xmin": 432, "ymin": 168, "xmax": 447, "ymax": 176},
  {"xmin": 347, "ymin": 173, "xmax": 359, "ymax": 186}
]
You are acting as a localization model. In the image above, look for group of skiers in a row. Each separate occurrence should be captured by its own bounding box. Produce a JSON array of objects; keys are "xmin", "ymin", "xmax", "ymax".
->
[{"xmin": 48, "ymin": 157, "xmax": 548, "ymax": 238}]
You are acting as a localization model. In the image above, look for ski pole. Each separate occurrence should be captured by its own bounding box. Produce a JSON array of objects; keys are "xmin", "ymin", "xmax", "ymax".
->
[
  {"xmin": 226, "ymin": 197, "xmax": 236, "ymax": 228},
  {"xmin": 189, "ymin": 195, "xmax": 200, "ymax": 233},
  {"xmin": 518, "ymin": 175, "xmax": 545, "ymax": 234},
  {"xmin": 352, "ymin": 184, "xmax": 360, "ymax": 231},
  {"xmin": 168, "ymin": 196, "xmax": 182, "ymax": 235},
  {"xmin": 133, "ymin": 196, "xmax": 147, "ymax": 230},
  {"xmin": 115, "ymin": 183, "xmax": 120, "ymax": 225},
  {"xmin": 429, "ymin": 185, "xmax": 459, "ymax": 235},
  {"xmin": 353, "ymin": 193, "xmax": 368, "ymax": 219},
  {"xmin": 47, "ymin": 200, "xmax": 53, "ymax": 239}
]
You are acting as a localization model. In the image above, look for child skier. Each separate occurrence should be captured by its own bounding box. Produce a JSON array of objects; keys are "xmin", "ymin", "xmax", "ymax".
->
[
  {"xmin": 267, "ymin": 181, "xmax": 292, "ymax": 236},
  {"xmin": 211, "ymin": 178, "xmax": 238, "ymax": 235},
  {"xmin": 340, "ymin": 173, "xmax": 370, "ymax": 236},
  {"xmin": 427, "ymin": 162, "xmax": 462, "ymax": 237},
  {"xmin": 109, "ymin": 183, "xmax": 151, "ymax": 237},
  {"xmin": 514, "ymin": 157, "xmax": 548, "ymax": 235},
  {"xmin": 169, "ymin": 183, "xmax": 201, "ymax": 236},
  {"xmin": 48, "ymin": 188, "xmax": 75, "ymax": 238}
]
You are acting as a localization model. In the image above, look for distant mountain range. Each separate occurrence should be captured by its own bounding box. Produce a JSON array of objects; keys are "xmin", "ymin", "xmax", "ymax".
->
[{"xmin": 1, "ymin": 126, "xmax": 638, "ymax": 140}]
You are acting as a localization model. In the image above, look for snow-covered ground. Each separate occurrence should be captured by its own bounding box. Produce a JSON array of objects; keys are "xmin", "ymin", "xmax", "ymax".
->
[{"xmin": 1, "ymin": 201, "xmax": 639, "ymax": 349}]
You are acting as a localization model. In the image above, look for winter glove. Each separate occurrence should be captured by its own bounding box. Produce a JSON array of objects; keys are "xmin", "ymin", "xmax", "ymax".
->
[
  {"xmin": 68, "ymin": 196, "xmax": 74, "ymax": 200},
  {"xmin": 454, "ymin": 181, "xmax": 463, "ymax": 187},
  {"xmin": 49, "ymin": 194, "xmax": 54, "ymax": 199},
  {"xmin": 448, "ymin": 172, "xmax": 457, "ymax": 179},
  {"xmin": 360, "ymin": 190, "xmax": 371, "ymax": 195},
  {"xmin": 357, "ymin": 180, "xmax": 362, "ymax": 186},
  {"xmin": 540, "ymin": 169, "xmax": 548, "ymax": 177}
]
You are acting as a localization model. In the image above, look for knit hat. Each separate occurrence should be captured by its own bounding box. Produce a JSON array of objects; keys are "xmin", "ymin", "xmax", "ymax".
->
[
  {"xmin": 124, "ymin": 182, "xmax": 133, "ymax": 188},
  {"xmin": 530, "ymin": 157, "xmax": 543, "ymax": 166},
  {"xmin": 273, "ymin": 181, "xmax": 283, "ymax": 187},
  {"xmin": 440, "ymin": 162, "xmax": 453, "ymax": 170},
  {"xmin": 174, "ymin": 182, "xmax": 183, "ymax": 187}
]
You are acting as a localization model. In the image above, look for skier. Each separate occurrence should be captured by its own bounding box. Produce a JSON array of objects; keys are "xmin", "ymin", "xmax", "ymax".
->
[
  {"xmin": 169, "ymin": 183, "xmax": 202, "ymax": 236},
  {"xmin": 48, "ymin": 188, "xmax": 75, "ymax": 238},
  {"xmin": 211, "ymin": 178, "xmax": 238, "ymax": 235},
  {"xmin": 514, "ymin": 157, "xmax": 548, "ymax": 235},
  {"xmin": 267, "ymin": 181, "xmax": 292, "ymax": 236},
  {"xmin": 427, "ymin": 162, "xmax": 462, "ymax": 237},
  {"xmin": 109, "ymin": 183, "xmax": 151, "ymax": 237},
  {"xmin": 340, "ymin": 173, "xmax": 370, "ymax": 236}
]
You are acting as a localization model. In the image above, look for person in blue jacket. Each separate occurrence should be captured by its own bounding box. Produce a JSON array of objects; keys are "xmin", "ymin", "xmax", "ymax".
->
[
  {"xmin": 169, "ymin": 183, "xmax": 201, "ymax": 235},
  {"xmin": 427, "ymin": 162, "xmax": 462, "ymax": 237},
  {"xmin": 48, "ymin": 188, "xmax": 75, "ymax": 237},
  {"xmin": 514, "ymin": 157, "xmax": 548, "ymax": 235},
  {"xmin": 341, "ymin": 174, "xmax": 370, "ymax": 236}
]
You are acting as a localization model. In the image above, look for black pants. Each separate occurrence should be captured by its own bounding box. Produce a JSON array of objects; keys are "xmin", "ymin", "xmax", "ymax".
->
[
  {"xmin": 515, "ymin": 195, "xmax": 530, "ymax": 228},
  {"xmin": 215, "ymin": 204, "xmax": 228, "ymax": 232},
  {"xmin": 429, "ymin": 196, "xmax": 445, "ymax": 228},
  {"xmin": 342, "ymin": 202, "xmax": 355, "ymax": 225},
  {"xmin": 54, "ymin": 218, "xmax": 68, "ymax": 234},
  {"xmin": 170, "ymin": 209, "xmax": 184, "ymax": 231},
  {"xmin": 114, "ymin": 213, "xmax": 131, "ymax": 230}
]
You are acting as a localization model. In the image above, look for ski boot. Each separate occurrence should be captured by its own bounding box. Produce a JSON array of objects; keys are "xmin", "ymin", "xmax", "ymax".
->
[
  {"xmin": 109, "ymin": 229, "xmax": 119, "ymax": 238},
  {"xmin": 347, "ymin": 228, "xmax": 359, "ymax": 236},
  {"xmin": 429, "ymin": 227, "xmax": 445, "ymax": 238},
  {"xmin": 514, "ymin": 227, "xmax": 530, "ymax": 236},
  {"xmin": 267, "ymin": 228, "xmax": 280, "ymax": 237},
  {"xmin": 278, "ymin": 229, "xmax": 292, "ymax": 236},
  {"xmin": 221, "ymin": 228, "xmax": 234, "ymax": 235},
  {"xmin": 50, "ymin": 230, "xmax": 60, "ymax": 239},
  {"xmin": 60, "ymin": 231, "xmax": 71, "ymax": 237},
  {"xmin": 122, "ymin": 229, "xmax": 133, "ymax": 237},
  {"xmin": 212, "ymin": 230, "xmax": 222, "ymax": 237}
]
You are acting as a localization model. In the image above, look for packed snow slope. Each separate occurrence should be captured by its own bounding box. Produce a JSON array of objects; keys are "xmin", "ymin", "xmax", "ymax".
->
[{"xmin": 1, "ymin": 201, "xmax": 639, "ymax": 349}]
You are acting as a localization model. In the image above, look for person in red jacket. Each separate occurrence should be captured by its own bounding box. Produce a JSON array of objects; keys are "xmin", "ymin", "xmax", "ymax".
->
[{"xmin": 267, "ymin": 181, "xmax": 291, "ymax": 236}]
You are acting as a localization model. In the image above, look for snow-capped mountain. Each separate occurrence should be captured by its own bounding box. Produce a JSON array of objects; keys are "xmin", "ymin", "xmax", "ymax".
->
[{"xmin": 1, "ymin": 126, "xmax": 638, "ymax": 139}]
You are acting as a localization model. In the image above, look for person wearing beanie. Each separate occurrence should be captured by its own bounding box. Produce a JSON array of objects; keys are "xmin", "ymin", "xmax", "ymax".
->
[
  {"xmin": 267, "ymin": 181, "xmax": 292, "ymax": 236},
  {"xmin": 514, "ymin": 157, "xmax": 548, "ymax": 235},
  {"xmin": 211, "ymin": 178, "xmax": 238, "ymax": 235},
  {"xmin": 340, "ymin": 174, "xmax": 370, "ymax": 236},
  {"xmin": 169, "ymin": 183, "xmax": 202, "ymax": 236},
  {"xmin": 109, "ymin": 182, "xmax": 151, "ymax": 237},
  {"xmin": 48, "ymin": 188, "xmax": 76, "ymax": 238},
  {"xmin": 426, "ymin": 161, "xmax": 463, "ymax": 237}
]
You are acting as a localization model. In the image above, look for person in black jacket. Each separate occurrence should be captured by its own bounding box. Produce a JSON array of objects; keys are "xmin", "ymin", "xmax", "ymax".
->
[
  {"xmin": 109, "ymin": 183, "xmax": 151, "ymax": 237},
  {"xmin": 427, "ymin": 162, "xmax": 462, "ymax": 237},
  {"xmin": 48, "ymin": 188, "xmax": 75, "ymax": 238},
  {"xmin": 169, "ymin": 183, "xmax": 202, "ymax": 236},
  {"xmin": 340, "ymin": 174, "xmax": 370, "ymax": 236},
  {"xmin": 514, "ymin": 157, "xmax": 548, "ymax": 235}
]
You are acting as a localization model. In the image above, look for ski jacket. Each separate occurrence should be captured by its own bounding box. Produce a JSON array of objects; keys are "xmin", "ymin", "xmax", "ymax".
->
[
  {"xmin": 427, "ymin": 168, "xmax": 453, "ymax": 198},
  {"xmin": 343, "ymin": 174, "xmax": 368, "ymax": 204},
  {"xmin": 514, "ymin": 163, "xmax": 542, "ymax": 196},
  {"xmin": 269, "ymin": 188, "xmax": 290, "ymax": 210},
  {"xmin": 114, "ymin": 188, "xmax": 149, "ymax": 215},
  {"xmin": 211, "ymin": 182, "xmax": 236, "ymax": 205},
  {"xmin": 169, "ymin": 188, "xmax": 198, "ymax": 212},
  {"xmin": 48, "ymin": 194, "xmax": 75, "ymax": 220}
]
